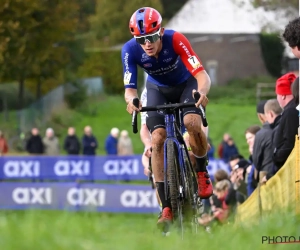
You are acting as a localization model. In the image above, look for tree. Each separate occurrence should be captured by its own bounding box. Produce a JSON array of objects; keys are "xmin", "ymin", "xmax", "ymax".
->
[
  {"xmin": 79, "ymin": 0, "xmax": 163, "ymax": 94},
  {"xmin": 88, "ymin": 0, "xmax": 163, "ymax": 47},
  {"xmin": 77, "ymin": 0, "xmax": 97, "ymax": 33},
  {"xmin": 0, "ymin": 0, "xmax": 80, "ymax": 108}
]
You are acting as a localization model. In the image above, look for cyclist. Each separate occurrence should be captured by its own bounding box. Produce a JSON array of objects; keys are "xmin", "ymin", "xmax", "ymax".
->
[
  {"xmin": 141, "ymin": 87, "xmax": 210, "ymax": 168},
  {"xmin": 122, "ymin": 7, "xmax": 213, "ymax": 226}
]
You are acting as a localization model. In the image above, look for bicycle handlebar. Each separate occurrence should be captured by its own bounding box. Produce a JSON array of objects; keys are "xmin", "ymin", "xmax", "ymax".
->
[{"xmin": 131, "ymin": 91, "xmax": 208, "ymax": 133}]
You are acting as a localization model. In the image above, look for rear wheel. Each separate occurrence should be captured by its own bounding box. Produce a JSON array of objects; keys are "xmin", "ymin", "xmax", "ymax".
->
[{"xmin": 183, "ymin": 151, "xmax": 200, "ymax": 234}]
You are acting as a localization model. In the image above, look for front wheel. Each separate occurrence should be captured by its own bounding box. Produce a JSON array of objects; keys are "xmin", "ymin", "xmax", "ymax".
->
[{"xmin": 166, "ymin": 140, "xmax": 184, "ymax": 237}]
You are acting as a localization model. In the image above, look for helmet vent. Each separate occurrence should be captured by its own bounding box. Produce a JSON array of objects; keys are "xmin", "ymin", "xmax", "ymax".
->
[
  {"xmin": 152, "ymin": 22, "xmax": 157, "ymax": 28},
  {"xmin": 138, "ymin": 20, "xmax": 144, "ymax": 33}
]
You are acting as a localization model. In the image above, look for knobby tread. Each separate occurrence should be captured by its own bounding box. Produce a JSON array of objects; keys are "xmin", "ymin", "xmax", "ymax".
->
[{"xmin": 166, "ymin": 140, "xmax": 180, "ymax": 219}]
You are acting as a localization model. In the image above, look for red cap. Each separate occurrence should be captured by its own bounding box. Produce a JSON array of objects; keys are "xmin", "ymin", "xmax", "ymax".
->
[{"xmin": 275, "ymin": 72, "xmax": 296, "ymax": 95}]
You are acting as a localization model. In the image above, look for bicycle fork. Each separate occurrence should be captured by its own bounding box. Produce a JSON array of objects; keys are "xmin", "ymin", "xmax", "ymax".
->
[{"xmin": 163, "ymin": 114, "xmax": 186, "ymax": 202}]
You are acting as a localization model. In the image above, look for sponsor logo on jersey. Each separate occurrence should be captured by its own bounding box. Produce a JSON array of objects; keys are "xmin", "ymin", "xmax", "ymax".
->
[
  {"xmin": 163, "ymin": 49, "xmax": 169, "ymax": 55},
  {"xmin": 163, "ymin": 58, "xmax": 172, "ymax": 63},
  {"xmin": 141, "ymin": 53, "xmax": 150, "ymax": 62},
  {"xmin": 143, "ymin": 63, "xmax": 152, "ymax": 68},
  {"xmin": 124, "ymin": 53, "xmax": 129, "ymax": 71},
  {"xmin": 179, "ymin": 41, "xmax": 192, "ymax": 57}
]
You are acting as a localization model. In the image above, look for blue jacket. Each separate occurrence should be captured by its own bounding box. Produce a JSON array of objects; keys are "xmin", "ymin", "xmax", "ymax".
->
[
  {"xmin": 105, "ymin": 135, "xmax": 118, "ymax": 155},
  {"xmin": 222, "ymin": 144, "xmax": 239, "ymax": 163},
  {"xmin": 82, "ymin": 135, "xmax": 98, "ymax": 155}
]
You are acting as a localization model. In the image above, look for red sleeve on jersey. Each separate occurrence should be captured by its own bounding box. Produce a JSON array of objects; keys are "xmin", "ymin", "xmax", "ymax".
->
[{"xmin": 172, "ymin": 31, "xmax": 205, "ymax": 76}]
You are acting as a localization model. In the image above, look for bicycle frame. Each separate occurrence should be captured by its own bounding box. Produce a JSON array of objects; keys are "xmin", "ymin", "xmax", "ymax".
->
[
  {"xmin": 131, "ymin": 93, "xmax": 208, "ymax": 236},
  {"xmin": 163, "ymin": 108, "xmax": 189, "ymax": 200}
]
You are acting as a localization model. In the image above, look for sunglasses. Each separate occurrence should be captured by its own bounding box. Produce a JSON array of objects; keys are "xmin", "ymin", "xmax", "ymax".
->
[{"xmin": 134, "ymin": 29, "xmax": 161, "ymax": 44}]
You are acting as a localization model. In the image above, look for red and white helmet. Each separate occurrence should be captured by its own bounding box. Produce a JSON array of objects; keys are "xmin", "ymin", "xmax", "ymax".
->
[{"xmin": 129, "ymin": 7, "xmax": 162, "ymax": 36}]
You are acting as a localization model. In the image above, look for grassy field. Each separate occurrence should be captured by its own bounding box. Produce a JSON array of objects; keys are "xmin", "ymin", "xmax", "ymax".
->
[
  {"xmin": 45, "ymin": 94, "xmax": 259, "ymax": 158},
  {"xmin": 0, "ymin": 210, "xmax": 299, "ymax": 250},
  {"xmin": 1, "ymin": 91, "xmax": 262, "ymax": 158},
  {"xmin": 1, "ymin": 75, "xmax": 276, "ymax": 157}
]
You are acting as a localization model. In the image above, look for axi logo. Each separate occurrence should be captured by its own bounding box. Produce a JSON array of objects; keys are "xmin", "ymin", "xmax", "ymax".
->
[
  {"xmin": 120, "ymin": 190, "xmax": 159, "ymax": 208},
  {"xmin": 103, "ymin": 159, "xmax": 139, "ymax": 175},
  {"xmin": 54, "ymin": 160, "xmax": 90, "ymax": 176},
  {"xmin": 12, "ymin": 188, "xmax": 52, "ymax": 204},
  {"xmin": 4, "ymin": 161, "xmax": 40, "ymax": 177},
  {"xmin": 67, "ymin": 188, "xmax": 106, "ymax": 206}
]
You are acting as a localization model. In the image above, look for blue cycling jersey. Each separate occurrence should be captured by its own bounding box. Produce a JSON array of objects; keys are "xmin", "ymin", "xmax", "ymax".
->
[{"xmin": 121, "ymin": 29, "xmax": 204, "ymax": 88}]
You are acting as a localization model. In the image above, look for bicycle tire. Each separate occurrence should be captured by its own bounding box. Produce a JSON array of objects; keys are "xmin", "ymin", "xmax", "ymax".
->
[
  {"xmin": 183, "ymin": 153, "xmax": 201, "ymax": 233},
  {"xmin": 166, "ymin": 140, "xmax": 183, "ymax": 233}
]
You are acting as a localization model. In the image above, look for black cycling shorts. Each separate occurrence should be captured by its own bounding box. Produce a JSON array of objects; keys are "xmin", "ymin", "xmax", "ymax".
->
[{"xmin": 146, "ymin": 76, "xmax": 202, "ymax": 133}]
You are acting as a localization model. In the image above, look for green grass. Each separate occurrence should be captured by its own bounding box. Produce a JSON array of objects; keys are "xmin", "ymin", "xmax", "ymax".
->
[
  {"xmin": 0, "ymin": 210, "xmax": 299, "ymax": 250},
  {"xmin": 1, "ymin": 74, "xmax": 276, "ymax": 156},
  {"xmin": 2, "ymin": 93, "xmax": 260, "ymax": 157},
  {"xmin": 49, "ymin": 95, "xmax": 259, "ymax": 157}
]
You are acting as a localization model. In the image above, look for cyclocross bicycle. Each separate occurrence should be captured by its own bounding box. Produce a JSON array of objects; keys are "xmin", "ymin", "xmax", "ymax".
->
[{"xmin": 132, "ymin": 92, "xmax": 208, "ymax": 238}]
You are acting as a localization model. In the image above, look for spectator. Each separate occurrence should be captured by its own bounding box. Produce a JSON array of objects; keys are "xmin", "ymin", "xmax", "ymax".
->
[
  {"xmin": 64, "ymin": 127, "xmax": 80, "ymax": 155},
  {"xmin": 198, "ymin": 180, "xmax": 232, "ymax": 227},
  {"xmin": 244, "ymin": 125, "xmax": 261, "ymax": 196},
  {"xmin": 82, "ymin": 126, "xmax": 98, "ymax": 156},
  {"xmin": 0, "ymin": 130, "xmax": 8, "ymax": 156},
  {"xmin": 262, "ymin": 99, "xmax": 282, "ymax": 183},
  {"xmin": 252, "ymin": 100, "xmax": 273, "ymax": 183},
  {"xmin": 203, "ymin": 169, "xmax": 230, "ymax": 214},
  {"xmin": 117, "ymin": 130, "xmax": 133, "ymax": 155},
  {"xmin": 270, "ymin": 73, "xmax": 298, "ymax": 178},
  {"xmin": 228, "ymin": 155, "xmax": 248, "ymax": 197},
  {"xmin": 105, "ymin": 127, "xmax": 119, "ymax": 155},
  {"xmin": 228, "ymin": 154, "xmax": 245, "ymax": 172},
  {"xmin": 214, "ymin": 169, "xmax": 230, "ymax": 183},
  {"xmin": 215, "ymin": 168, "xmax": 246, "ymax": 205},
  {"xmin": 217, "ymin": 133, "xmax": 230, "ymax": 158},
  {"xmin": 229, "ymin": 158, "xmax": 250, "ymax": 198},
  {"xmin": 203, "ymin": 167, "xmax": 246, "ymax": 217},
  {"xmin": 283, "ymin": 17, "xmax": 300, "ymax": 59},
  {"xmin": 26, "ymin": 128, "xmax": 44, "ymax": 155},
  {"xmin": 43, "ymin": 128, "xmax": 60, "ymax": 155},
  {"xmin": 222, "ymin": 137, "xmax": 239, "ymax": 163}
]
